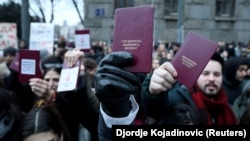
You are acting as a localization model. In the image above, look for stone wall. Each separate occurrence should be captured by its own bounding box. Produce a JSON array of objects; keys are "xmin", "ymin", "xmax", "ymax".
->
[{"xmin": 84, "ymin": 0, "xmax": 250, "ymax": 44}]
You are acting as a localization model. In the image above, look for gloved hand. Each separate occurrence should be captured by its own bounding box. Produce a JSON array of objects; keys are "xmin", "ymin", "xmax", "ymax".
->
[{"xmin": 95, "ymin": 51, "xmax": 140, "ymax": 117}]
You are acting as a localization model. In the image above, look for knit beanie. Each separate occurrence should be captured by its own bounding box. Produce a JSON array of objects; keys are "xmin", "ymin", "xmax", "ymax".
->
[{"xmin": 3, "ymin": 47, "xmax": 17, "ymax": 57}]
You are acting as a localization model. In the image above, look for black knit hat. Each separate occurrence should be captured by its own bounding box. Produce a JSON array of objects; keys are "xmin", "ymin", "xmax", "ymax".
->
[{"xmin": 3, "ymin": 47, "xmax": 17, "ymax": 56}]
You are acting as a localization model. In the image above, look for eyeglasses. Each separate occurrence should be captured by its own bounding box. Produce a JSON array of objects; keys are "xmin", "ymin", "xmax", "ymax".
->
[{"xmin": 44, "ymin": 63, "xmax": 62, "ymax": 69}]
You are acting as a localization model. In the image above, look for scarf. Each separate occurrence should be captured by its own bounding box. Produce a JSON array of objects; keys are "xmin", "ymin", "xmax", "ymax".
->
[{"xmin": 191, "ymin": 88, "xmax": 237, "ymax": 125}]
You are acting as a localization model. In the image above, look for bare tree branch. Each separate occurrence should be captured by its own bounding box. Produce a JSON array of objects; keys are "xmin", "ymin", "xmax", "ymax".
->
[
  {"xmin": 72, "ymin": 0, "xmax": 84, "ymax": 26},
  {"xmin": 29, "ymin": 5, "xmax": 39, "ymax": 17},
  {"xmin": 49, "ymin": 0, "xmax": 62, "ymax": 23},
  {"xmin": 49, "ymin": 0, "xmax": 54, "ymax": 23},
  {"xmin": 34, "ymin": 0, "xmax": 46, "ymax": 22}
]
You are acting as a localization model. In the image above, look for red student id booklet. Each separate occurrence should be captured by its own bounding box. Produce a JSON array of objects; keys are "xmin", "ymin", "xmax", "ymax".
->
[
  {"xmin": 171, "ymin": 31, "xmax": 218, "ymax": 88},
  {"xmin": 112, "ymin": 5, "xmax": 155, "ymax": 73},
  {"xmin": 75, "ymin": 29, "xmax": 91, "ymax": 52},
  {"xmin": 18, "ymin": 50, "xmax": 42, "ymax": 83}
]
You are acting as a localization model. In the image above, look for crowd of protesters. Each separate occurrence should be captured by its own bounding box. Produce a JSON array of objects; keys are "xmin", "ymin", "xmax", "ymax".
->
[{"xmin": 0, "ymin": 35, "xmax": 250, "ymax": 141}]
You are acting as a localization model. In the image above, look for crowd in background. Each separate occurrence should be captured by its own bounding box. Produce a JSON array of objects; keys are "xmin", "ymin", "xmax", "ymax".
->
[{"xmin": 0, "ymin": 35, "xmax": 250, "ymax": 141}]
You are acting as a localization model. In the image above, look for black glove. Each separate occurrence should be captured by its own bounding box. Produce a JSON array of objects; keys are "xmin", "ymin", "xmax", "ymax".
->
[{"xmin": 95, "ymin": 51, "xmax": 140, "ymax": 117}]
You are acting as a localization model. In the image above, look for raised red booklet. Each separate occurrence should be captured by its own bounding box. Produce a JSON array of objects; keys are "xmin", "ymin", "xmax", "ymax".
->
[
  {"xmin": 171, "ymin": 31, "xmax": 218, "ymax": 88},
  {"xmin": 18, "ymin": 50, "xmax": 43, "ymax": 83},
  {"xmin": 112, "ymin": 5, "xmax": 154, "ymax": 73},
  {"xmin": 75, "ymin": 29, "xmax": 91, "ymax": 52},
  {"xmin": 57, "ymin": 57, "xmax": 82, "ymax": 92}
]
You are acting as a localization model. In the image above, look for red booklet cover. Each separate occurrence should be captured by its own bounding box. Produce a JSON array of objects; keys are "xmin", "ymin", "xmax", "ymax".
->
[
  {"xmin": 171, "ymin": 31, "xmax": 218, "ymax": 88},
  {"xmin": 112, "ymin": 5, "xmax": 154, "ymax": 73},
  {"xmin": 9, "ymin": 52, "xmax": 19, "ymax": 72},
  {"xmin": 18, "ymin": 50, "xmax": 42, "ymax": 83},
  {"xmin": 75, "ymin": 29, "xmax": 91, "ymax": 52}
]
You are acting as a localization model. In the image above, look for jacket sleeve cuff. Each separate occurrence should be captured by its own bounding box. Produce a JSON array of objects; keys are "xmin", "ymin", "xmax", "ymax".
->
[{"xmin": 100, "ymin": 95, "xmax": 139, "ymax": 128}]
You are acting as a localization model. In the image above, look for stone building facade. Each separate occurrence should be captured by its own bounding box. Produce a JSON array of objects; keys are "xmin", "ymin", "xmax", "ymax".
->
[{"xmin": 84, "ymin": 0, "xmax": 250, "ymax": 44}]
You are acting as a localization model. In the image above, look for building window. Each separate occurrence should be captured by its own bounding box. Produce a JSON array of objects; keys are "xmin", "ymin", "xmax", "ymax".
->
[
  {"xmin": 164, "ymin": 0, "xmax": 178, "ymax": 15},
  {"xmin": 215, "ymin": 0, "xmax": 235, "ymax": 17},
  {"xmin": 115, "ymin": 0, "xmax": 134, "ymax": 9}
]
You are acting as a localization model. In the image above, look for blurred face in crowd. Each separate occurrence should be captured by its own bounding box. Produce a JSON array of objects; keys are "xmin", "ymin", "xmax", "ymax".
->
[
  {"xmin": 44, "ymin": 70, "xmax": 60, "ymax": 91},
  {"xmin": 152, "ymin": 59, "xmax": 160, "ymax": 70},
  {"xmin": 196, "ymin": 60, "xmax": 223, "ymax": 96},
  {"xmin": 157, "ymin": 43, "xmax": 166, "ymax": 53},
  {"xmin": 19, "ymin": 40, "xmax": 27, "ymax": 49},
  {"xmin": 86, "ymin": 67, "xmax": 97, "ymax": 77},
  {"xmin": 235, "ymin": 64, "xmax": 248, "ymax": 82},
  {"xmin": 24, "ymin": 131, "xmax": 62, "ymax": 141}
]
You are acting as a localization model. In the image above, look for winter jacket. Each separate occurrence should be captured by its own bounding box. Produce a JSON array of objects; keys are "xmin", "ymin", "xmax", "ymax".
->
[{"xmin": 141, "ymin": 75, "xmax": 196, "ymax": 119}]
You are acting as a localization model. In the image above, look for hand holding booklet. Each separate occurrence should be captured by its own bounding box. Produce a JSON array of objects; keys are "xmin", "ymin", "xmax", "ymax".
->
[
  {"xmin": 57, "ymin": 57, "xmax": 82, "ymax": 92},
  {"xmin": 170, "ymin": 32, "xmax": 218, "ymax": 88}
]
